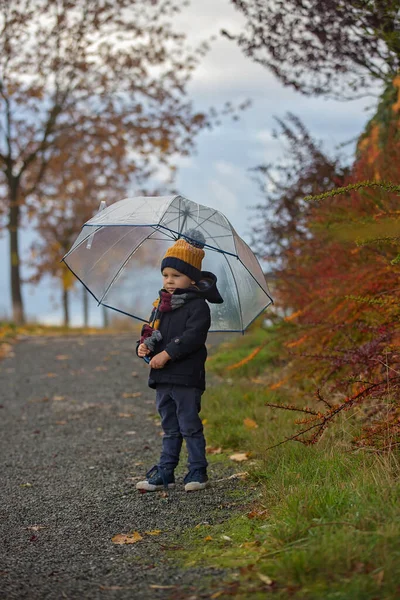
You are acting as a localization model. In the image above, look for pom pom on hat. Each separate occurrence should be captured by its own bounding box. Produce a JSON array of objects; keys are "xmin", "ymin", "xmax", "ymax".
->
[
  {"xmin": 181, "ymin": 228, "xmax": 206, "ymax": 249},
  {"xmin": 161, "ymin": 229, "xmax": 206, "ymax": 282}
]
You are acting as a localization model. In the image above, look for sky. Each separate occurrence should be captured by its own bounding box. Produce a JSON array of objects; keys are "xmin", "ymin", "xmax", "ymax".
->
[{"xmin": 0, "ymin": 0, "xmax": 375, "ymax": 326}]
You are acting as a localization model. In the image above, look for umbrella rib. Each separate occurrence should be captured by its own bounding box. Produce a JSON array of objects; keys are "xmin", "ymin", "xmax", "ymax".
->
[
  {"xmin": 194, "ymin": 221, "xmax": 244, "ymax": 331},
  {"xmin": 161, "ymin": 207, "xmax": 230, "ymax": 234},
  {"xmin": 224, "ymin": 254, "xmax": 244, "ymax": 332}
]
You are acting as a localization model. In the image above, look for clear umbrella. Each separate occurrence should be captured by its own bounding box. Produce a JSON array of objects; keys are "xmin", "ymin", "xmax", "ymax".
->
[{"xmin": 61, "ymin": 195, "xmax": 273, "ymax": 332}]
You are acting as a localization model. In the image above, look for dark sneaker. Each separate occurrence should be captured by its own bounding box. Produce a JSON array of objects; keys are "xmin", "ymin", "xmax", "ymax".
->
[
  {"xmin": 184, "ymin": 468, "xmax": 209, "ymax": 492},
  {"xmin": 136, "ymin": 465, "xmax": 175, "ymax": 492}
]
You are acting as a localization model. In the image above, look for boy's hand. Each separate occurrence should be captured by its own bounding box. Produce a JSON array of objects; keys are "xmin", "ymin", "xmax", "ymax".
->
[
  {"xmin": 138, "ymin": 343, "xmax": 151, "ymax": 358},
  {"xmin": 149, "ymin": 350, "xmax": 171, "ymax": 369}
]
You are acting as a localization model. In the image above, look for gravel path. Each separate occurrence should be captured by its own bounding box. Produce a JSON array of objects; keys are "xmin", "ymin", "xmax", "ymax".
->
[{"xmin": 0, "ymin": 334, "xmax": 247, "ymax": 600}]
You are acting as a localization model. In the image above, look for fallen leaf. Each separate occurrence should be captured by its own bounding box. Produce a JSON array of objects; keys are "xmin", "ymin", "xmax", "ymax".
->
[
  {"xmin": 27, "ymin": 525, "xmax": 46, "ymax": 531},
  {"xmin": 202, "ymin": 418, "xmax": 208, "ymax": 425},
  {"xmin": 94, "ymin": 366, "xmax": 108, "ymax": 371},
  {"xmin": 52, "ymin": 395, "xmax": 65, "ymax": 402},
  {"xmin": 243, "ymin": 417, "xmax": 258, "ymax": 429},
  {"xmin": 206, "ymin": 446, "xmax": 222, "ymax": 454},
  {"xmin": 145, "ymin": 530, "xmax": 162, "ymax": 536},
  {"xmin": 20, "ymin": 483, "xmax": 33, "ymax": 487},
  {"xmin": 211, "ymin": 592, "xmax": 224, "ymax": 599},
  {"xmin": 257, "ymin": 573, "xmax": 273, "ymax": 585},
  {"xmin": 229, "ymin": 452, "xmax": 250, "ymax": 462},
  {"xmin": 247, "ymin": 508, "xmax": 268, "ymax": 520},
  {"xmin": 122, "ymin": 392, "xmax": 142, "ymax": 398},
  {"xmin": 221, "ymin": 535, "xmax": 232, "ymax": 541},
  {"xmin": 43, "ymin": 373, "xmax": 58, "ymax": 378},
  {"xmin": 125, "ymin": 431, "xmax": 137, "ymax": 435},
  {"xmin": 118, "ymin": 413, "xmax": 134, "ymax": 418},
  {"xmin": 99, "ymin": 586, "xmax": 125, "ymax": 591},
  {"xmin": 228, "ymin": 472, "xmax": 249, "ymax": 480},
  {"xmin": 111, "ymin": 531, "xmax": 143, "ymax": 545},
  {"xmin": 56, "ymin": 355, "xmax": 69, "ymax": 360},
  {"xmin": 131, "ymin": 371, "xmax": 138, "ymax": 377},
  {"xmin": 204, "ymin": 535, "xmax": 213, "ymax": 541},
  {"xmin": 55, "ymin": 420, "xmax": 67, "ymax": 425},
  {"xmin": 149, "ymin": 585, "xmax": 176, "ymax": 590},
  {"xmin": 372, "ymin": 570, "xmax": 384, "ymax": 586},
  {"xmin": 240, "ymin": 541, "xmax": 258, "ymax": 549}
]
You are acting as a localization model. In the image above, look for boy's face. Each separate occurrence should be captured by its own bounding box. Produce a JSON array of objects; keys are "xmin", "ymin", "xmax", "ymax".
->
[{"xmin": 162, "ymin": 267, "xmax": 195, "ymax": 294}]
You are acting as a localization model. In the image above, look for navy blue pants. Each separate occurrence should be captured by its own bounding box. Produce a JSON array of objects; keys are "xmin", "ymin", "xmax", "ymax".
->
[{"xmin": 155, "ymin": 383, "xmax": 208, "ymax": 471}]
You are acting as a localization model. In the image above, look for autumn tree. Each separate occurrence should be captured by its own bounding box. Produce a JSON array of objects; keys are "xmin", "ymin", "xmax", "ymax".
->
[
  {"xmin": 0, "ymin": 0, "xmax": 215, "ymax": 324},
  {"xmin": 27, "ymin": 128, "xmax": 129, "ymax": 327},
  {"xmin": 249, "ymin": 113, "xmax": 349, "ymax": 271},
  {"xmin": 262, "ymin": 79, "xmax": 400, "ymax": 450},
  {"xmin": 225, "ymin": 0, "xmax": 400, "ymax": 98}
]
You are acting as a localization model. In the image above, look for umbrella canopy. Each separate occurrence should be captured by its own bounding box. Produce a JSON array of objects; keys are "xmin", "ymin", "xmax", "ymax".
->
[{"xmin": 62, "ymin": 195, "xmax": 273, "ymax": 332}]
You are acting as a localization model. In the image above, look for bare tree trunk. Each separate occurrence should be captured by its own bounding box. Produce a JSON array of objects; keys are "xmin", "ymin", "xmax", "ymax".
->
[
  {"xmin": 62, "ymin": 287, "xmax": 70, "ymax": 328},
  {"xmin": 83, "ymin": 288, "xmax": 89, "ymax": 328},
  {"xmin": 102, "ymin": 304, "xmax": 109, "ymax": 329},
  {"xmin": 8, "ymin": 183, "xmax": 25, "ymax": 324}
]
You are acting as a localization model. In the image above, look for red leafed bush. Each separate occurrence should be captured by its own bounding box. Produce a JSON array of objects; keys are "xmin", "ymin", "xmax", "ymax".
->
[{"xmin": 263, "ymin": 80, "xmax": 400, "ymax": 451}]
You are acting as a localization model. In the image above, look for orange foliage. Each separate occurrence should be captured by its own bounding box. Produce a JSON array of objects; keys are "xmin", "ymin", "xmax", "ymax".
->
[
  {"xmin": 268, "ymin": 79, "xmax": 400, "ymax": 450},
  {"xmin": 226, "ymin": 345, "xmax": 264, "ymax": 371}
]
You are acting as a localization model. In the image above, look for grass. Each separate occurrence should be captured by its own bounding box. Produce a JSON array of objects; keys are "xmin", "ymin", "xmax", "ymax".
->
[{"xmin": 173, "ymin": 324, "xmax": 400, "ymax": 599}]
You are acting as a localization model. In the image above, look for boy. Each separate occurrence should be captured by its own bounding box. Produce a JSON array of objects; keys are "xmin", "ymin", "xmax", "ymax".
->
[{"xmin": 136, "ymin": 229, "xmax": 223, "ymax": 492}]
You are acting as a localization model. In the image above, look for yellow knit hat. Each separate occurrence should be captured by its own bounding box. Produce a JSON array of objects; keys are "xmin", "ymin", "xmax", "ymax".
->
[{"xmin": 161, "ymin": 229, "xmax": 206, "ymax": 282}]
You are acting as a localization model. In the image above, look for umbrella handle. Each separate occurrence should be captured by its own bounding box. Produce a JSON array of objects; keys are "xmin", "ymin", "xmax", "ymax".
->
[{"xmin": 143, "ymin": 356, "xmax": 150, "ymax": 364}]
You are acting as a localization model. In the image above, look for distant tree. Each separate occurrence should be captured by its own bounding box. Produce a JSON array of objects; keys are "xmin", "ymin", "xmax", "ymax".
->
[
  {"xmin": 225, "ymin": 0, "xmax": 400, "ymax": 98},
  {"xmin": 0, "ymin": 0, "xmax": 215, "ymax": 324},
  {"xmin": 27, "ymin": 130, "xmax": 128, "ymax": 327},
  {"xmin": 249, "ymin": 113, "xmax": 349, "ymax": 268}
]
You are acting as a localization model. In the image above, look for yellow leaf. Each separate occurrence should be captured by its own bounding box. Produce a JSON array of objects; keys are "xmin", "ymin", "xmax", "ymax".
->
[
  {"xmin": 211, "ymin": 592, "xmax": 224, "ymax": 599},
  {"xmin": 52, "ymin": 395, "xmax": 65, "ymax": 402},
  {"xmin": 204, "ymin": 535, "xmax": 213, "ymax": 541},
  {"xmin": 372, "ymin": 570, "xmax": 384, "ymax": 586},
  {"xmin": 122, "ymin": 392, "xmax": 142, "ymax": 398},
  {"xmin": 257, "ymin": 573, "xmax": 273, "ymax": 585},
  {"xmin": 111, "ymin": 531, "xmax": 142, "ymax": 545},
  {"xmin": 145, "ymin": 530, "xmax": 162, "ymax": 536},
  {"xmin": 229, "ymin": 452, "xmax": 250, "ymax": 462},
  {"xmin": 243, "ymin": 417, "xmax": 258, "ymax": 429},
  {"xmin": 202, "ymin": 418, "xmax": 208, "ymax": 424},
  {"xmin": 149, "ymin": 585, "xmax": 176, "ymax": 590},
  {"xmin": 56, "ymin": 355, "xmax": 69, "ymax": 360},
  {"xmin": 206, "ymin": 446, "xmax": 222, "ymax": 454},
  {"xmin": 20, "ymin": 483, "xmax": 33, "ymax": 487},
  {"xmin": 118, "ymin": 413, "xmax": 134, "ymax": 418}
]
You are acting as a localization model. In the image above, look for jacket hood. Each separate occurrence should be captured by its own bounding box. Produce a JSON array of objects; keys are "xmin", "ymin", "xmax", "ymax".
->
[{"xmin": 173, "ymin": 271, "xmax": 224, "ymax": 304}]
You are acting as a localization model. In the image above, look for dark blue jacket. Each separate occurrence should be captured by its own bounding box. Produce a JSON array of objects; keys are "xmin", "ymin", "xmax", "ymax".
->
[{"xmin": 136, "ymin": 271, "xmax": 223, "ymax": 391}]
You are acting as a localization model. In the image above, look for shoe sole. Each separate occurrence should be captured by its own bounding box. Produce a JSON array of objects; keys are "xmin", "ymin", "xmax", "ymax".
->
[
  {"xmin": 184, "ymin": 481, "xmax": 210, "ymax": 492},
  {"xmin": 136, "ymin": 482, "xmax": 175, "ymax": 492}
]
